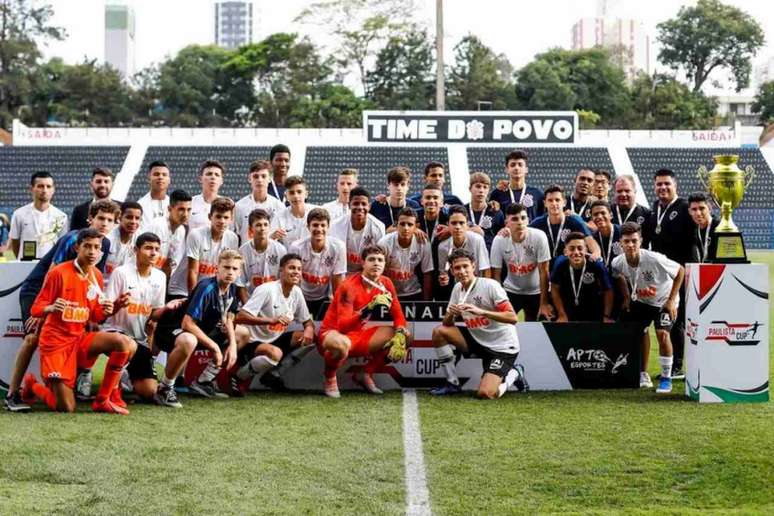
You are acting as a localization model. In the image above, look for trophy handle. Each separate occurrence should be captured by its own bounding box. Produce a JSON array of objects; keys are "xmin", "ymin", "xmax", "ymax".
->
[
  {"xmin": 744, "ymin": 165, "xmax": 755, "ymax": 188},
  {"xmin": 697, "ymin": 165, "xmax": 710, "ymax": 191}
]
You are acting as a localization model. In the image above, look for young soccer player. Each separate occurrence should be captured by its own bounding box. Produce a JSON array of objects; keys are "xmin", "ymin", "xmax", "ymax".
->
[
  {"xmin": 490, "ymin": 203, "xmax": 553, "ymax": 321},
  {"xmin": 437, "ymin": 206, "xmax": 491, "ymax": 294},
  {"xmin": 488, "ymin": 150, "xmax": 544, "ymax": 220},
  {"xmin": 417, "ymin": 182, "xmax": 450, "ymax": 244},
  {"xmin": 234, "ymin": 160, "xmax": 286, "ymax": 243},
  {"xmin": 329, "ymin": 186, "xmax": 386, "ymax": 274},
  {"xmin": 22, "ymin": 229, "xmax": 137, "ymax": 414},
  {"xmin": 268, "ymin": 144, "xmax": 291, "ymax": 202},
  {"xmin": 148, "ymin": 189, "xmax": 192, "ymax": 283},
  {"xmin": 4, "ymin": 200, "xmax": 119, "ymax": 412},
  {"xmin": 377, "ymin": 207, "xmax": 434, "ymax": 301},
  {"xmin": 104, "ymin": 201, "xmax": 143, "ymax": 283},
  {"xmin": 408, "ymin": 162, "xmax": 463, "ymax": 208},
  {"xmin": 322, "ymin": 168, "xmax": 358, "ymax": 220},
  {"xmin": 153, "ymin": 250, "xmax": 251, "ymax": 406},
  {"xmin": 189, "ymin": 160, "xmax": 225, "ymax": 231},
  {"xmin": 465, "ymin": 172, "xmax": 504, "ymax": 251},
  {"xmin": 288, "ymin": 208, "xmax": 347, "ymax": 317},
  {"xmin": 550, "ymin": 232, "xmax": 613, "ymax": 323},
  {"xmin": 593, "ymin": 169, "xmax": 612, "ymax": 201},
  {"xmin": 566, "ymin": 168, "xmax": 596, "ymax": 224},
  {"xmin": 168, "ymin": 197, "xmax": 239, "ymax": 298},
  {"xmin": 612, "ymin": 222, "xmax": 684, "ymax": 392},
  {"xmin": 430, "ymin": 248, "xmax": 527, "ymax": 399},
  {"xmin": 590, "ymin": 200, "xmax": 623, "ymax": 273},
  {"xmin": 233, "ymin": 253, "xmax": 315, "ymax": 393},
  {"xmin": 318, "ymin": 245, "xmax": 410, "ymax": 398},
  {"xmin": 270, "ymin": 176, "xmax": 317, "ymax": 248},
  {"xmin": 687, "ymin": 192, "xmax": 719, "ymax": 263},
  {"xmin": 370, "ymin": 167, "xmax": 421, "ymax": 230},
  {"xmin": 237, "ymin": 208, "xmax": 287, "ymax": 301},
  {"xmin": 137, "ymin": 161, "xmax": 171, "ymax": 229},
  {"xmin": 10, "ymin": 171, "xmax": 68, "ymax": 259}
]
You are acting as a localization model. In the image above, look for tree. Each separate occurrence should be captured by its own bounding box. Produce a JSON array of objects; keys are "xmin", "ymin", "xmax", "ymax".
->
[
  {"xmin": 514, "ymin": 48, "xmax": 630, "ymax": 127},
  {"xmin": 366, "ymin": 26, "xmax": 434, "ymax": 110},
  {"xmin": 291, "ymin": 84, "xmax": 373, "ymax": 128},
  {"xmin": 446, "ymin": 35, "xmax": 516, "ymax": 110},
  {"xmin": 657, "ymin": 0, "xmax": 764, "ymax": 92},
  {"xmin": 752, "ymin": 81, "xmax": 774, "ymax": 125},
  {"xmin": 627, "ymin": 73, "xmax": 717, "ymax": 129},
  {"xmin": 0, "ymin": 0, "xmax": 64, "ymax": 128}
]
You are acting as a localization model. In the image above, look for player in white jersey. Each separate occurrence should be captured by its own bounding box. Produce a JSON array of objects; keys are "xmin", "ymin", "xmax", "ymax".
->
[
  {"xmin": 233, "ymin": 253, "xmax": 315, "ymax": 393},
  {"xmin": 377, "ymin": 207, "xmax": 433, "ymax": 301},
  {"xmin": 188, "ymin": 160, "xmax": 225, "ymax": 231},
  {"xmin": 437, "ymin": 206, "xmax": 491, "ymax": 296},
  {"xmin": 288, "ymin": 207, "xmax": 347, "ymax": 317},
  {"xmin": 237, "ymin": 208, "xmax": 287, "ymax": 301},
  {"xmin": 148, "ymin": 189, "xmax": 191, "ymax": 286},
  {"xmin": 104, "ymin": 202, "xmax": 142, "ymax": 283},
  {"xmin": 329, "ymin": 186, "xmax": 386, "ymax": 274},
  {"xmin": 168, "ymin": 197, "xmax": 239, "ymax": 297},
  {"xmin": 430, "ymin": 248, "xmax": 527, "ymax": 399},
  {"xmin": 137, "ymin": 161, "xmax": 171, "ymax": 229},
  {"xmin": 234, "ymin": 160, "xmax": 285, "ymax": 243},
  {"xmin": 611, "ymin": 222, "xmax": 684, "ymax": 393},
  {"xmin": 105, "ymin": 233, "xmax": 184, "ymax": 403},
  {"xmin": 270, "ymin": 176, "xmax": 317, "ymax": 248},
  {"xmin": 490, "ymin": 203, "xmax": 553, "ymax": 321},
  {"xmin": 322, "ymin": 168, "xmax": 357, "ymax": 220},
  {"xmin": 10, "ymin": 171, "xmax": 68, "ymax": 259}
]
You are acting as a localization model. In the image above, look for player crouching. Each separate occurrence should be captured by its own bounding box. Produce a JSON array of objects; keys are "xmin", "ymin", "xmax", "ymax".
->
[
  {"xmin": 430, "ymin": 248, "xmax": 527, "ymax": 399},
  {"xmin": 318, "ymin": 245, "xmax": 410, "ymax": 398},
  {"xmin": 233, "ymin": 253, "xmax": 315, "ymax": 394},
  {"xmin": 22, "ymin": 229, "xmax": 137, "ymax": 414}
]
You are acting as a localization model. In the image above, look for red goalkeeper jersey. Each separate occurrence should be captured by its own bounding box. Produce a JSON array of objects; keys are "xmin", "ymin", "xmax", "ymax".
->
[{"xmin": 320, "ymin": 273, "xmax": 406, "ymax": 335}]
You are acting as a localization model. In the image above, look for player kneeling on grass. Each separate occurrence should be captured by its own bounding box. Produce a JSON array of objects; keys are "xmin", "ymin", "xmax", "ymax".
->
[
  {"xmin": 153, "ymin": 250, "xmax": 251, "ymax": 407},
  {"xmin": 318, "ymin": 245, "xmax": 410, "ymax": 398},
  {"xmin": 22, "ymin": 229, "xmax": 137, "ymax": 414},
  {"xmin": 430, "ymin": 248, "xmax": 527, "ymax": 399},
  {"xmin": 232, "ymin": 253, "xmax": 315, "ymax": 393}
]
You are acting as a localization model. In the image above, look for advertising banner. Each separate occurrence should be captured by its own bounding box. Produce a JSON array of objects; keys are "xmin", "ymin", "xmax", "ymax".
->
[{"xmin": 0, "ymin": 261, "xmax": 38, "ymax": 394}]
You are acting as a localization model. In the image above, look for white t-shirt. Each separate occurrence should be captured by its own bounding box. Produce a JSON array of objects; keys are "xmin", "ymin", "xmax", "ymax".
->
[
  {"xmin": 490, "ymin": 228, "xmax": 550, "ymax": 295},
  {"xmin": 329, "ymin": 214, "xmax": 386, "ymax": 273},
  {"xmin": 237, "ymin": 239, "xmax": 287, "ymax": 295},
  {"xmin": 240, "ymin": 281, "xmax": 311, "ymax": 343},
  {"xmin": 377, "ymin": 233, "xmax": 433, "ymax": 297},
  {"xmin": 611, "ymin": 249, "xmax": 681, "ymax": 308},
  {"xmin": 137, "ymin": 193, "xmax": 169, "ymax": 229},
  {"xmin": 270, "ymin": 204, "xmax": 318, "ymax": 249},
  {"xmin": 104, "ymin": 262, "xmax": 166, "ymax": 347},
  {"xmin": 322, "ymin": 200, "xmax": 349, "ymax": 221},
  {"xmin": 105, "ymin": 227, "xmax": 137, "ymax": 284},
  {"xmin": 288, "ymin": 236, "xmax": 347, "ymax": 301},
  {"xmin": 449, "ymin": 277, "xmax": 519, "ymax": 354},
  {"xmin": 438, "ymin": 232, "xmax": 490, "ymax": 273},
  {"xmin": 234, "ymin": 193, "xmax": 286, "ymax": 243},
  {"xmin": 147, "ymin": 219, "xmax": 186, "ymax": 277},
  {"xmin": 10, "ymin": 203, "xmax": 68, "ymax": 258},
  {"xmin": 168, "ymin": 226, "xmax": 239, "ymax": 296},
  {"xmin": 188, "ymin": 194, "xmax": 214, "ymax": 232}
]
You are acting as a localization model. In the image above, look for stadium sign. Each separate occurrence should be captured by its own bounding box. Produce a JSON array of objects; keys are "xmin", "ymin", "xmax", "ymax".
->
[{"xmin": 363, "ymin": 111, "xmax": 578, "ymax": 144}]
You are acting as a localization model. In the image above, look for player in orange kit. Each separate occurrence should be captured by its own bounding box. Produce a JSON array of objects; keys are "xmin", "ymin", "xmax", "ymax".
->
[
  {"xmin": 318, "ymin": 245, "xmax": 410, "ymax": 398},
  {"xmin": 22, "ymin": 229, "xmax": 137, "ymax": 414}
]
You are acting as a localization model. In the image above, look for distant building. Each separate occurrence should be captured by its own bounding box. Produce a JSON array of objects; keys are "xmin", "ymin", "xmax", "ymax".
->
[
  {"xmin": 716, "ymin": 92, "xmax": 758, "ymax": 126},
  {"xmin": 214, "ymin": 1, "xmax": 254, "ymax": 49},
  {"xmin": 754, "ymin": 56, "xmax": 774, "ymax": 86},
  {"xmin": 104, "ymin": 2, "xmax": 136, "ymax": 79}
]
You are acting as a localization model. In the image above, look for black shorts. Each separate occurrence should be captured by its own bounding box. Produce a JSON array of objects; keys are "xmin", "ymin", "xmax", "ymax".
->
[
  {"xmin": 154, "ymin": 325, "xmax": 229, "ymax": 354},
  {"xmin": 237, "ymin": 332, "xmax": 295, "ymax": 365},
  {"xmin": 506, "ymin": 291, "xmax": 540, "ymax": 321},
  {"xmin": 621, "ymin": 301, "xmax": 674, "ymax": 334},
  {"xmin": 458, "ymin": 327, "xmax": 518, "ymax": 379},
  {"xmin": 165, "ymin": 293, "xmax": 187, "ymax": 303},
  {"xmin": 126, "ymin": 345, "xmax": 158, "ymax": 381},
  {"xmin": 306, "ymin": 298, "xmax": 328, "ymax": 320}
]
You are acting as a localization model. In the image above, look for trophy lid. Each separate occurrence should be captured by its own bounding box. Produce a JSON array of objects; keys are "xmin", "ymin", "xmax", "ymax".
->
[{"xmin": 713, "ymin": 154, "xmax": 739, "ymax": 166}]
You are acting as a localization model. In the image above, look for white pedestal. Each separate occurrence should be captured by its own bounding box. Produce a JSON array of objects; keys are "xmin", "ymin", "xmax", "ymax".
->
[
  {"xmin": 685, "ymin": 263, "xmax": 770, "ymax": 403},
  {"xmin": 0, "ymin": 261, "xmax": 39, "ymax": 393}
]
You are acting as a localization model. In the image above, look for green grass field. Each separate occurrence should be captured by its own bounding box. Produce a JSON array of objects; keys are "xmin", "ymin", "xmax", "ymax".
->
[{"xmin": 1, "ymin": 252, "xmax": 773, "ymax": 515}]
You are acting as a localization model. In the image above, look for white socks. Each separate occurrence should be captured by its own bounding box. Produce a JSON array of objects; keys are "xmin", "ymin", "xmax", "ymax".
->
[
  {"xmin": 435, "ymin": 345, "xmax": 459, "ymax": 386},
  {"xmin": 198, "ymin": 362, "xmax": 221, "ymax": 383},
  {"xmin": 237, "ymin": 355, "xmax": 278, "ymax": 380},
  {"xmin": 659, "ymin": 356, "xmax": 673, "ymax": 380}
]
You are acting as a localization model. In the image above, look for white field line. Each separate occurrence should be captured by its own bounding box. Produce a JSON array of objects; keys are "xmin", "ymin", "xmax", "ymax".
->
[{"xmin": 402, "ymin": 389, "xmax": 432, "ymax": 516}]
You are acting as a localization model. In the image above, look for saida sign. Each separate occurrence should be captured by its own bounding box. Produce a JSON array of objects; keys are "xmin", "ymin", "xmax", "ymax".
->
[{"xmin": 363, "ymin": 111, "xmax": 578, "ymax": 144}]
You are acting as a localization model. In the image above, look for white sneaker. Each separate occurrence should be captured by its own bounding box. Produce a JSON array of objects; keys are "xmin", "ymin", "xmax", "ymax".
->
[{"xmin": 639, "ymin": 372, "xmax": 653, "ymax": 388}]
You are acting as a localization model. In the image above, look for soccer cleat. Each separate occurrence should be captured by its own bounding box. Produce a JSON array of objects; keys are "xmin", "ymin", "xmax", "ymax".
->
[
  {"xmin": 92, "ymin": 397, "xmax": 130, "ymax": 415},
  {"xmin": 260, "ymin": 372, "xmax": 289, "ymax": 392},
  {"xmin": 513, "ymin": 364, "xmax": 529, "ymax": 392},
  {"xmin": 189, "ymin": 380, "xmax": 228, "ymax": 399},
  {"xmin": 21, "ymin": 373, "xmax": 38, "ymax": 404},
  {"xmin": 75, "ymin": 370, "xmax": 93, "ymax": 401},
  {"xmin": 154, "ymin": 384, "xmax": 183, "ymax": 408},
  {"xmin": 430, "ymin": 382, "xmax": 462, "ymax": 396},
  {"xmin": 4, "ymin": 390, "xmax": 31, "ymax": 413},
  {"xmin": 323, "ymin": 376, "xmax": 340, "ymax": 398},
  {"xmin": 671, "ymin": 368, "xmax": 685, "ymax": 380},
  {"xmin": 120, "ymin": 368, "xmax": 133, "ymax": 393},
  {"xmin": 228, "ymin": 375, "xmax": 245, "ymax": 398},
  {"xmin": 640, "ymin": 372, "xmax": 653, "ymax": 388},
  {"xmin": 173, "ymin": 375, "xmax": 190, "ymax": 394},
  {"xmin": 656, "ymin": 376, "xmax": 673, "ymax": 394},
  {"xmin": 110, "ymin": 388, "xmax": 128, "ymax": 409},
  {"xmin": 353, "ymin": 371, "xmax": 383, "ymax": 395}
]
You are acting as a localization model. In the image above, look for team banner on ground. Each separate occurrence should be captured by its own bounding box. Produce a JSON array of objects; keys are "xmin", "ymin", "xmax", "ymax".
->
[{"xmin": 363, "ymin": 111, "xmax": 578, "ymax": 144}]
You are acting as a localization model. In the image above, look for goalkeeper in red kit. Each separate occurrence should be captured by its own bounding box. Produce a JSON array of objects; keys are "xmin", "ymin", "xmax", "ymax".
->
[{"xmin": 318, "ymin": 245, "xmax": 411, "ymax": 398}]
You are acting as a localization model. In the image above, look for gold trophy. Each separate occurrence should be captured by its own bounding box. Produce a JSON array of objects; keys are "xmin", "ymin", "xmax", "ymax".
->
[{"xmin": 697, "ymin": 154, "xmax": 754, "ymax": 263}]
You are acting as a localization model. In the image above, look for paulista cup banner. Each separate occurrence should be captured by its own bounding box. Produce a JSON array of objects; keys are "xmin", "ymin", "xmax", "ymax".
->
[
  {"xmin": 187, "ymin": 302, "xmax": 641, "ymax": 392},
  {"xmin": 685, "ymin": 263, "xmax": 770, "ymax": 403},
  {"xmin": 0, "ymin": 261, "xmax": 39, "ymax": 395}
]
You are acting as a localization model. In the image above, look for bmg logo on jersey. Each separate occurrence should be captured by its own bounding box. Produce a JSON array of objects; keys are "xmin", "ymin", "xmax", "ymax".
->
[{"xmin": 62, "ymin": 305, "xmax": 89, "ymax": 323}]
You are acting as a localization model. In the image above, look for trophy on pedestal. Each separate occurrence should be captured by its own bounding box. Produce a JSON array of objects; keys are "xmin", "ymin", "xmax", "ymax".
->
[{"xmin": 697, "ymin": 155, "xmax": 755, "ymax": 263}]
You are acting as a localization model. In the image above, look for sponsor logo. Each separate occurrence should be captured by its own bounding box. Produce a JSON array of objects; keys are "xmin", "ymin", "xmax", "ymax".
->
[
  {"xmin": 565, "ymin": 348, "xmax": 629, "ymax": 373},
  {"xmin": 669, "ymin": 211, "xmax": 678, "ymax": 221},
  {"xmin": 198, "ymin": 262, "xmax": 218, "ymax": 275},
  {"xmin": 302, "ymin": 272, "xmax": 330, "ymax": 286},
  {"xmin": 126, "ymin": 302, "xmax": 152, "ymax": 316},
  {"xmin": 465, "ymin": 316, "xmax": 490, "ymax": 329},
  {"xmin": 386, "ymin": 269, "xmax": 413, "ymax": 282},
  {"xmin": 706, "ymin": 321, "xmax": 763, "ymax": 346},
  {"xmin": 508, "ymin": 262, "xmax": 537, "ymax": 276},
  {"xmin": 490, "ymin": 358, "xmax": 503, "ymax": 370},
  {"xmin": 4, "ymin": 319, "xmax": 24, "ymax": 338},
  {"xmin": 251, "ymin": 275, "xmax": 276, "ymax": 287},
  {"xmin": 62, "ymin": 305, "xmax": 89, "ymax": 323}
]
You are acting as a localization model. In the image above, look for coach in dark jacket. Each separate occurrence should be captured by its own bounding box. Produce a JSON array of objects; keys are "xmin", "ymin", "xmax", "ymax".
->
[{"xmin": 70, "ymin": 168, "xmax": 114, "ymax": 230}]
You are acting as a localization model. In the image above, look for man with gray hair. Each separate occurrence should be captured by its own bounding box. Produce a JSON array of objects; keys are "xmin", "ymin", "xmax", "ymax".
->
[{"xmin": 611, "ymin": 175, "xmax": 652, "ymax": 245}]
